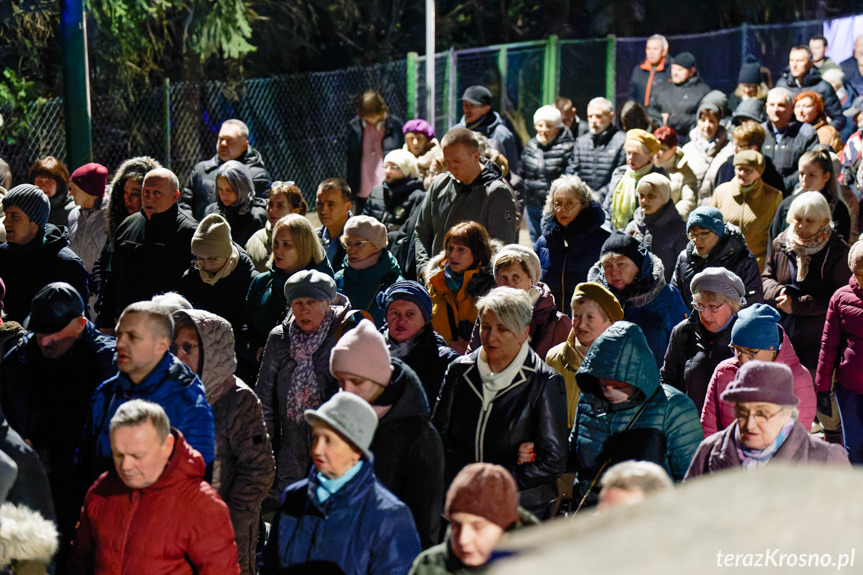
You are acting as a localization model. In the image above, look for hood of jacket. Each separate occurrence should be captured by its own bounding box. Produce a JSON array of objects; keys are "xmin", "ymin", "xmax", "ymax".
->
[
  {"xmin": 530, "ymin": 282, "xmax": 559, "ymax": 331},
  {"xmin": 0, "ymin": 502, "xmax": 58, "ymax": 568},
  {"xmin": 378, "ymin": 358, "xmax": 430, "ymax": 422},
  {"xmin": 539, "ymin": 200, "xmax": 606, "ymax": 240},
  {"xmin": 588, "ymin": 251, "xmax": 667, "ymax": 309},
  {"xmin": 174, "ymin": 309, "xmax": 237, "ymax": 405},
  {"xmin": 575, "ymin": 320, "xmax": 661, "ymax": 404},
  {"xmin": 140, "ymin": 429, "xmax": 206, "ymax": 493}
]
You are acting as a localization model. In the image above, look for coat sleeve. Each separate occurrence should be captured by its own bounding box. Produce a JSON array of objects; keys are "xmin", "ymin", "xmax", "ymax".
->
[
  {"xmin": 413, "ymin": 186, "xmax": 436, "ymax": 273},
  {"xmin": 256, "ymin": 327, "xmax": 284, "ymax": 450},
  {"xmin": 815, "ymin": 292, "xmax": 844, "ymax": 393},
  {"xmin": 700, "ymin": 370, "xmax": 722, "ymax": 437},
  {"xmin": 663, "ymin": 392, "xmax": 704, "ymax": 481},
  {"xmin": 485, "ymin": 182, "xmax": 518, "ymax": 244},
  {"xmin": 760, "ymin": 241, "xmax": 786, "ymax": 305},
  {"xmin": 675, "ymin": 170, "xmax": 698, "ymax": 219},
  {"xmin": 402, "ymin": 425, "xmax": 445, "ymax": 549},
  {"xmin": 660, "ymin": 323, "xmax": 686, "ymax": 393},
  {"xmin": 186, "ymin": 492, "xmax": 241, "ymax": 575},
  {"xmin": 430, "ymin": 364, "xmax": 457, "ymax": 438},
  {"xmin": 514, "ymin": 372, "xmax": 568, "ymax": 490},
  {"xmin": 368, "ymin": 507, "xmax": 422, "ymax": 575},
  {"xmin": 682, "ymin": 439, "xmax": 712, "ymax": 482},
  {"xmin": 225, "ymin": 388, "xmax": 276, "ymax": 522},
  {"xmin": 823, "ymin": 85, "xmax": 846, "ymax": 130},
  {"xmin": 738, "ymin": 251, "xmax": 765, "ymax": 305},
  {"xmin": 466, "ymin": 316, "xmax": 482, "ymax": 354},
  {"xmin": 67, "ymin": 496, "xmax": 95, "ymax": 575},
  {"xmin": 178, "ymin": 394, "xmax": 217, "ymax": 465},
  {"xmin": 793, "ymin": 367, "xmax": 817, "ymax": 433},
  {"xmin": 790, "ymin": 247, "xmax": 852, "ymax": 317}
]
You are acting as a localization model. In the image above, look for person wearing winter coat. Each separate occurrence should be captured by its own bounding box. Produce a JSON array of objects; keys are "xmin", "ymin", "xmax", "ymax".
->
[
  {"xmin": 424, "ymin": 221, "xmax": 497, "ymax": 354},
  {"xmin": 245, "ymin": 182, "xmax": 308, "ymax": 273},
  {"xmin": 0, "ymin": 185, "xmax": 90, "ymax": 323},
  {"xmin": 701, "ymin": 304, "xmax": 817, "ymax": 437},
  {"xmin": 183, "ymin": 119, "xmax": 272, "ymax": 221},
  {"xmin": 362, "ymin": 149, "xmax": 426, "ymax": 233},
  {"xmin": 453, "ymin": 85, "xmax": 521, "ymax": 177},
  {"xmin": 255, "ymin": 271, "xmax": 352, "ymax": 491},
  {"xmin": 681, "ymin": 103, "xmax": 735, "ymax": 199},
  {"xmin": 709, "ymin": 151, "xmax": 783, "ymax": 271},
  {"xmin": 661, "ymin": 268, "xmax": 746, "ymax": 413},
  {"xmin": 588, "ymin": 233, "xmax": 688, "ymax": 368},
  {"xmin": 0, "ymin": 498, "xmax": 58, "ymax": 575},
  {"xmin": 775, "ymin": 46, "xmax": 846, "ymax": 131},
  {"xmin": 260, "ymin": 392, "xmax": 421, "ymax": 575},
  {"xmin": 432, "ymin": 287, "xmax": 568, "ymax": 520},
  {"xmin": 413, "ymin": 128, "xmax": 517, "ymax": 273},
  {"xmin": 466, "ymin": 245, "xmax": 570, "ymax": 360},
  {"xmin": 78, "ymin": 302, "xmax": 216, "ymax": 483},
  {"xmin": 710, "ymin": 119, "xmax": 787, "ymax": 197},
  {"xmin": 761, "ymin": 87, "xmax": 820, "ymax": 194},
  {"xmin": 520, "ymin": 105, "xmax": 577, "ymax": 243},
  {"xmin": 331, "ymin": 320, "xmax": 444, "ymax": 549},
  {"xmin": 335, "ymin": 216, "xmax": 404, "ymax": 327},
  {"xmin": 28, "ymin": 156, "xmax": 74, "ymax": 230},
  {"xmin": 629, "ymin": 35, "xmax": 671, "ymax": 108},
  {"xmin": 793, "ymin": 90, "xmax": 843, "ymax": 153},
  {"xmin": 379, "ymin": 281, "xmax": 459, "ymax": 404},
  {"xmin": 535, "ymin": 175, "xmax": 610, "ymax": 316},
  {"xmin": 604, "ymin": 130, "xmax": 666, "ymax": 230},
  {"xmin": 570, "ymin": 321, "xmax": 703, "ymax": 506},
  {"xmin": 242, "ymin": 214, "xmax": 334, "ymax": 363},
  {"xmin": 68, "ymin": 162, "xmax": 110, "ymax": 276},
  {"xmin": 70, "ymin": 400, "xmax": 240, "ymax": 575},
  {"xmin": 625, "ymin": 173, "xmax": 687, "ymax": 283},
  {"xmin": 403, "ymin": 119, "xmax": 441, "ymax": 183},
  {"xmin": 203, "ymin": 160, "xmax": 267, "ymax": 248},
  {"xmin": 546, "ymin": 282, "xmax": 624, "ymax": 430},
  {"xmin": 653, "ymin": 126, "xmax": 698, "ymax": 219},
  {"xmin": 572, "ymin": 97, "xmax": 627, "ymax": 203},
  {"xmin": 647, "ymin": 52, "xmax": 712, "ymax": 143},
  {"xmin": 726, "ymin": 55, "xmax": 769, "ymax": 113},
  {"xmin": 0, "ymin": 402, "xmax": 54, "ymax": 525},
  {"xmin": 685, "ymin": 361, "xmax": 849, "ymax": 480},
  {"xmin": 671, "ymin": 207, "xmax": 763, "ymax": 310},
  {"xmin": 815, "ymin": 242, "xmax": 863, "ymax": 463},
  {"xmin": 172, "ymin": 310, "xmax": 275, "ymax": 575},
  {"xmin": 408, "ymin": 463, "xmax": 540, "ymax": 575}
]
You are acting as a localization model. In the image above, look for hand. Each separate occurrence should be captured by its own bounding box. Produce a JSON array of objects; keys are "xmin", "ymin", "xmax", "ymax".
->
[
  {"xmin": 775, "ymin": 290, "xmax": 793, "ymax": 314},
  {"xmin": 817, "ymin": 391, "xmax": 833, "ymax": 417},
  {"xmin": 517, "ymin": 442, "xmax": 535, "ymax": 465},
  {"xmin": 450, "ymin": 338, "xmax": 468, "ymax": 355}
]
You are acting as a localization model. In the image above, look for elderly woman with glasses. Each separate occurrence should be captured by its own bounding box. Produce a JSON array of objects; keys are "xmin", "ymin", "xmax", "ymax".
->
[
  {"xmin": 701, "ymin": 304, "xmax": 816, "ymax": 437},
  {"xmin": 685, "ymin": 361, "xmax": 848, "ymax": 480},
  {"xmin": 432, "ymin": 287, "xmax": 567, "ymax": 519},
  {"xmin": 661, "ymin": 268, "xmax": 746, "ymax": 413},
  {"xmin": 335, "ymin": 215, "xmax": 404, "ymax": 327}
]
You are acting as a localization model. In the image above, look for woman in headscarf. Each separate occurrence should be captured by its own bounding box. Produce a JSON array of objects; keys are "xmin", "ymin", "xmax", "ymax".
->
[
  {"xmin": 205, "ymin": 160, "xmax": 267, "ymax": 247},
  {"xmin": 604, "ymin": 129, "xmax": 666, "ymax": 230}
]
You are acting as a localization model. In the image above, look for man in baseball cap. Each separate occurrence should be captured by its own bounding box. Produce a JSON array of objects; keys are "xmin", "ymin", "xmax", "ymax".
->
[{"xmin": 454, "ymin": 84, "xmax": 520, "ymax": 175}]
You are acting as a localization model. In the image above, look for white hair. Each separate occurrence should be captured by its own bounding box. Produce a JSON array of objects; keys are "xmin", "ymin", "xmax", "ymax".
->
[
  {"xmin": 786, "ymin": 191, "xmax": 833, "ymax": 227},
  {"xmin": 587, "ymin": 97, "xmax": 614, "ymax": 115},
  {"xmin": 767, "ymin": 87, "xmax": 793, "ymax": 105},
  {"xmin": 647, "ymin": 34, "xmax": 668, "ymax": 52}
]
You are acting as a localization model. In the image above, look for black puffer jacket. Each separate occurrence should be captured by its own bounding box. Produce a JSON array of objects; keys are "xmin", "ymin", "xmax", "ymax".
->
[
  {"xmin": 519, "ymin": 129, "xmax": 577, "ymax": 209},
  {"xmin": 385, "ymin": 324, "xmax": 459, "ymax": 405},
  {"xmin": 660, "ymin": 313, "xmax": 735, "ymax": 413},
  {"xmin": 346, "ymin": 115, "xmax": 405, "ymax": 197},
  {"xmin": 183, "ymin": 147, "xmax": 272, "ymax": 221},
  {"xmin": 362, "ymin": 177, "xmax": 427, "ymax": 232},
  {"xmin": 371, "ymin": 359, "xmax": 445, "ymax": 549},
  {"xmin": 204, "ymin": 198, "xmax": 268, "ymax": 248},
  {"xmin": 670, "ymin": 223, "xmax": 764, "ymax": 311},
  {"xmin": 776, "ymin": 66, "xmax": 846, "ymax": 131},
  {"xmin": 572, "ymin": 127, "xmax": 627, "ymax": 202},
  {"xmin": 0, "ymin": 404, "xmax": 54, "ymax": 523},
  {"xmin": 760, "ymin": 120, "xmax": 820, "ymax": 193},
  {"xmin": 648, "ymin": 75, "xmax": 712, "ymax": 141},
  {"xmin": 625, "ymin": 200, "xmax": 688, "ymax": 283}
]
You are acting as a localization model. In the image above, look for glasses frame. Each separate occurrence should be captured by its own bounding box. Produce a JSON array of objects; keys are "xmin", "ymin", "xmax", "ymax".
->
[{"xmin": 171, "ymin": 342, "xmax": 199, "ymax": 355}]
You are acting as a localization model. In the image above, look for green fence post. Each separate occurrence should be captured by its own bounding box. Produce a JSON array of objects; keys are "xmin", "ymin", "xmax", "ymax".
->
[
  {"xmin": 163, "ymin": 78, "xmax": 171, "ymax": 170},
  {"xmin": 542, "ymin": 35, "xmax": 559, "ymax": 105},
  {"xmin": 406, "ymin": 52, "xmax": 418, "ymax": 120},
  {"xmin": 497, "ymin": 47, "xmax": 508, "ymax": 114},
  {"xmin": 605, "ymin": 34, "xmax": 616, "ymax": 104},
  {"xmin": 60, "ymin": 0, "xmax": 92, "ymax": 167}
]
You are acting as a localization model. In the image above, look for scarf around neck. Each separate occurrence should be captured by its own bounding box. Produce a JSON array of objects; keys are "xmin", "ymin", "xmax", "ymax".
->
[
  {"xmin": 444, "ymin": 265, "xmax": 465, "ymax": 294},
  {"xmin": 735, "ymin": 416, "xmax": 795, "ymax": 469},
  {"xmin": 477, "ymin": 340, "xmax": 530, "ymax": 409},
  {"xmin": 286, "ymin": 310, "xmax": 335, "ymax": 423},
  {"xmin": 786, "ymin": 225, "xmax": 832, "ymax": 282},
  {"xmin": 387, "ymin": 324, "xmax": 426, "ymax": 360},
  {"xmin": 198, "ymin": 244, "xmax": 240, "ymax": 286},
  {"xmin": 611, "ymin": 163, "xmax": 653, "ymax": 230},
  {"xmin": 315, "ymin": 460, "xmax": 364, "ymax": 503}
]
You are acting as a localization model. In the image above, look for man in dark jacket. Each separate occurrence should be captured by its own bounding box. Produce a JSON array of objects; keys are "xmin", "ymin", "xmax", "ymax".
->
[
  {"xmin": 840, "ymin": 36, "xmax": 863, "ymax": 97},
  {"xmin": 315, "ymin": 178, "xmax": 353, "ymax": 274},
  {"xmin": 453, "ymin": 85, "xmax": 521, "ymax": 175},
  {"xmin": 183, "ymin": 119, "xmax": 272, "ymax": 220},
  {"xmin": 101, "ymin": 168, "xmax": 198, "ymax": 328},
  {"xmin": 629, "ymin": 34, "xmax": 671, "ymax": 107},
  {"xmin": 0, "ymin": 283, "xmax": 116, "ymax": 548},
  {"xmin": 776, "ymin": 45, "xmax": 845, "ymax": 131},
  {"xmin": 648, "ymin": 52, "xmax": 712, "ymax": 144},
  {"xmin": 0, "ymin": 185, "xmax": 90, "ymax": 323},
  {"xmin": 761, "ymin": 87, "xmax": 819, "ymax": 192},
  {"xmin": 573, "ymin": 97, "xmax": 627, "ymax": 203},
  {"xmin": 413, "ymin": 128, "xmax": 517, "ymax": 272},
  {"xmin": 331, "ymin": 319, "xmax": 444, "ymax": 549}
]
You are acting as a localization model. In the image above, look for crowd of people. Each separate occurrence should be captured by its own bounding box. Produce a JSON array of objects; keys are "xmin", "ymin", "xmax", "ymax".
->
[{"xmin": 0, "ymin": 30, "xmax": 862, "ymax": 574}]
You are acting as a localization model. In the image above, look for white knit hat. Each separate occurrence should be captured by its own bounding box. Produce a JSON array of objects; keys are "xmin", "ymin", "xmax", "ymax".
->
[{"xmin": 533, "ymin": 105, "xmax": 563, "ymax": 127}]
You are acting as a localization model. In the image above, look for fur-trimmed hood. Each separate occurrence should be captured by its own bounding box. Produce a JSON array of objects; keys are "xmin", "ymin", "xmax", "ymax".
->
[
  {"xmin": 0, "ymin": 502, "xmax": 58, "ymax": 569},
  {"xmin": 588, "ymin": 251, "xmax": 667, "ymax": 309},
  {"xmin": 421, "ymin": 238, "xmax": 503, "ymax": 300}
]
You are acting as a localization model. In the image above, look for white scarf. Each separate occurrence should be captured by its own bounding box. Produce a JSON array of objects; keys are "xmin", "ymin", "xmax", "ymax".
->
[{"xmin": 477, "ymin": 340, "xmax": 530, "ymax": 409}]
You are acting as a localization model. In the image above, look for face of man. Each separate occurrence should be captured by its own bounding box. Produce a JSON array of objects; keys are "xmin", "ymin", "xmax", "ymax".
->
[
  {"xmin": 766, "ymin": 94, "xmax": 793, "ymax": 129},
  {"xmin": 645, "ymin": 38, "xmax": 665, "ymax": 66},
  {"xmin": 442, "ymin": 142, "xmax": 482, "ymax": 185},
  {"xmin": 217, "ymin": 123, "xmax": 248, "ymax": 163},
  {"xmin": 35, "ymin": 316, "xmax": 86, "ymax": 359},
  {"xmin": 315, "ymin": 187, "xmax": 352, "ymax": 233},
  {"xmin": 3, "ymin": 206, "xmax": 40, "ymax": 245},
  {"xmin": 559, "ymin": 106, "xmax": 576, "ymax": 128},
  {"xmin": 115, "ymin": 312, "xmax": 170, "ymax": 384},
  {"xmin": 172, "ymin": 326, "xmax": 202, "ymax": 375},
  {"xmin": 449, "ymin": 512, "xmax": 505, "ymax": 567},
  {"xmin": 788, "ymin": 49, "xmax": 812, "ymax": 80},
  {"xmin": 463, "ymin": 101, "xmax": 491, "ymax": 125},
  {"xmin": 587, "ymin": 104, "xmax": 613, "ymax": 135},
  {"xmin": 809, "ymin": 38, "xmax": 827, "ymax": 62},
  {"xmin": 111, "ymin": 422, "xmax": 175, "ymax": 489},
  {"xmin": 670, "ymin": 64, "xmax": 694, "ymax": 85},
  {"xmin": 141, "ymin": 175, "xmax": 179, "ymax": 220},
  {"xmin": 855, "ymin": 36, "xmax": 863, "ymax": 61}
]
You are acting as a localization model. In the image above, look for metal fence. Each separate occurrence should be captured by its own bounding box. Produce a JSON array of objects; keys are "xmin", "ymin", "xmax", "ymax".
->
[{"xmin": 0, "ymin": 17, "xmax": 832, "ymax": 204}]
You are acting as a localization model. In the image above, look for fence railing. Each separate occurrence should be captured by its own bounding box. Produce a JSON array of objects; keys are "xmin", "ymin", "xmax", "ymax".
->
[{"xmin": 0, "ymin": 17, "xmax": 829, "ymax": 205}]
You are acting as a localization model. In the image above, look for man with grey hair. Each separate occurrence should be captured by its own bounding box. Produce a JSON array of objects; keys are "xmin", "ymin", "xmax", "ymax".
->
[
  {"xmin": 572, "ymin": 97, "xmax": 627, "ymax": 202},
  {"xmin": 183, "ymin": 118, "xmax": 272, "ymax": 220},
  {"xmin": 629, "ymin": 34, "xmax": 670, "ymax": 107},
  {"xmin": 78, "ymin": 302, "xmax": 215, "ymax": 482},
  {"xmin": 761, "ymin": 87, "xmax": 819, "ymax": 192},
  {"xmin": 597, "ymin": 460, "xmax": 673, "ymax": 512},
  {"xmin": 71, "ymin": 399, "xmax": 239, "ymax": 574},
  {"xmin": 776, "ymin": 44, "xmax": 845, "ymax": 131},
  {"xmin": 100, "ymin": 168, "xmax": 198, "ymax": 330}
]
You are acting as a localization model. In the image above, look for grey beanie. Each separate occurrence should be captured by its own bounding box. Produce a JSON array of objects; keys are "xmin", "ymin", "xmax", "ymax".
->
[
  {"xmin": 191, "ymin": 214, "xmax": 233, "ymax": 258},
  {"xmin": 4, "ymin": 184, "xmax": 50, "ymax": 230},
  {"xmin": 690, "ymin": 267, "xmax": 746, "ymax": 307},
  {"xmin": 305, "ymin": 391, "xmax": 379, "ymax": 460},
  {"xmin": 343, "ymin": 215, "xmax": 387, "ymax": 249},
  {"xmin": 493, "ymin": 244, "xmax": 542, "ymax": 284},
  {"xmin": 284, "ymin": 269, "xmax": 337, "ymax": 303}
]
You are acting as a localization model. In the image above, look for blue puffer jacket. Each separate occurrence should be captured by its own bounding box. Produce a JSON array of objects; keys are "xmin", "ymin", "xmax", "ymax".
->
[
  {"xmin": 588, "ymin": 252, "xmax": 688, "ymax": 368},
  {"xmin": 570, "ymin": 322, "xmax": 702, "ymax": 498},
  {"xmin": 79, "ymin": 352, "xmax": 215, "ymax": 479},
  {"xmin": 260, "ymin": 460, "xmax": 421, "ymax": 575}
]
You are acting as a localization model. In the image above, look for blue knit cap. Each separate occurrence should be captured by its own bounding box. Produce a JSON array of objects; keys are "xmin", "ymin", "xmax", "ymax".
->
[
  {"xmin": 687, "ymin": 206, "xmax": 725, "ymax": 238},
  {"xmin": 377, "ymin": 280, "xmax": 433, "ymax": 323},
  {"xmin": 4, "ymin": 184, "xmax": 50, "ymax": 230},
  {"xmin": 731, "ymin": 303, "xmax": 781, "ymax": 351}
]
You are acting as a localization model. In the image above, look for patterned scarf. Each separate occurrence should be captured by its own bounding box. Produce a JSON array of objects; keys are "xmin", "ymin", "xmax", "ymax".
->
[
  {"xmin": 786, "ymin": 224, "xmax": 832, "ymax": 282},
  {"xmin": 611, "ymin": 163, "xmax": 654, "ymax": 230},
  {"xmin": 285, "ymin": 310, "xmax": 335, "ymax": 423},
  {"xmin": 735, "ymin": 416, "xmax": 795, "ymax": 469}
]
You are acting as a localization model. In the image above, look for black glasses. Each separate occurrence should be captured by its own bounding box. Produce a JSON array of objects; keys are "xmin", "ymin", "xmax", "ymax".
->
[{"xmin": 171, "ymin": 342, "xmax": 199, "ymax": 355}]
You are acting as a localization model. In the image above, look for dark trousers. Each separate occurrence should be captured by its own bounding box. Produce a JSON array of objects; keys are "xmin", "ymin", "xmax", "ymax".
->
[{"xmin": 834, "ymin": 382, "xmax": 863, "ymax": 464}]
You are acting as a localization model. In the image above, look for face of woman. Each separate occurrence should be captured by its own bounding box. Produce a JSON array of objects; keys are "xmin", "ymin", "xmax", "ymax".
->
[
  {"xmin": 734, "ymin": 401, "xmax": 791, "ymax": 450},
  {"xmin": 449, "ymin": 512, "xmax": 505, "ymax": 567},
  {"xmin": 479, "ymin": 309, "xmax": 529, "ymax": 370},
  {"xmin": 794, "ymin": 97, "xmax": 818, "ymax": 124},
  {"xmin": 601, "ymin": 255, "xmax": 639, "ymax": 291},
  {"xmin": 655, "ymin": 144, "xmax": 676, "ymax": 165},
  {"xmin": 734, "ymin": 164, "xmax": 761, "ymax": 188},
  {"xmin": 267, "ymin": 194, "xmax": 291, "ymax": 225},
  {"xmin": 172, "ymin": 327, "xmax": 202, "ymax": 375},
  {"xmin": 123, "ymin": 179, "xmax": 143, "ymax": 214},
  {"xmin": 688, "ymin": 226, "xmax": 720, "ymax": 256},
  {"xmin": 625, "ymin": 141, "xmax": 651, "ymax": 171},
  {"xmin": 216, "ymin": 176, "xmax": 238, "ymax": 207},
  {"xmin": 551, "ymin": 189, "xmax": 583, "ymax": 227},
  {"xmin": 290, "ymin": 297, "xmax": 331, "ymax": 333},
  {"xmin": 637, "ymin": 185, "xmax": 665, "ymax": 216},
  {"xmin": 383, "ymin": 162, "xmax": 406, "ymax": 184},
  {"xmin": 694, "ymin": 295, "xmax": 734, "ymax": 332},
  {"xmin": 797, "ymin": 160, "xmax": 831, "ymax": 192},
  {"xmin": 310, "ymin": 421, "xmax": 361, "ymax": 479},
  {"xmin": 598, "ymin": 377, "xmax": 637, "ymax": 404},
  {"xmin": 405, "ymin": 132, "xmax": 428, "ymax": 157},
  {"xmin": 698, "ymin": 111, "xmax": 719, "ymax": 140},
  {"xmin": 195, "ymin": 255, "xmax": 228, "ymax": 275},
  {"xmin": 495, "ymin": 263, "xmax": 533, "ymax": 292},
  {"xmin": 343, "ymin": 234, "xmax": 379, "ymax": 265},
  {"xmin": 34, "ymin": 175, "xmax": 58, "ymax": 198},
  {"xmin": 571, "ymin": 299, "xmax": 613, "ymax": 347},
  {"xmin": 446, "ymin": 242, "xmax": 475, "ymax": 273},
  {"xmin": 741, "ymin": 83, "xmax": 759, "ymax": 97},
  {"xmin": 791, "ymin": 213, "xmax": 830, "ymax": 239},
  {"xmin": 272, "ymin": 227, "xmax": 302, "ymax": 273},
  {"xmin": 386, "ymin": 299, "xmax": 426, "ymax": 343}
]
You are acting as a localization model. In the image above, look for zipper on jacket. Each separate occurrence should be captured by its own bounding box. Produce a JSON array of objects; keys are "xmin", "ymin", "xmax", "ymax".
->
[{"xmin": 120, "ymin": 490, "xmax": 140, "ymax": 568}]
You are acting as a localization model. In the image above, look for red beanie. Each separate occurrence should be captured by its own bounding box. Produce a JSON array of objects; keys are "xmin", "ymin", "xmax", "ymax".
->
[{"xmin": 70, "ymin": 163, "xmax": 108, "ymax": 198}]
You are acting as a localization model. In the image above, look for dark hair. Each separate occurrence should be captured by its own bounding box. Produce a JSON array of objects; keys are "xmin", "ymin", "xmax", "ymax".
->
[
  {"xmin": 28, "ymin": 156, "xmax": 69, "ymax": 195},
  {"xmin": 618, "ymin": 100, "xmax": 650, "ymax": 132},
  {"xmin": 799, "ymin": 149, "xmax": 838, "ymax": 199},
  {"xmin": 441, "ymin": 127, "xmax": 480, "ymax": 151},
  {"xmin": 554, "ymin": 96, "xmax": 573, "ymax": 115},
  {"xmin": 791, "ymin": 45, "xmax": 813, "ymax": 60},
  {"xmin": 107, "ymin": 157, "xmax": 162, "ymax": 239},
  {"xmin": 317, "ymin": 178, "xmax": 351, "ymax": 202},
  {"xmin": 442, "ymin": 221, "xmax": 492, "ymax": 269},
  {"xmin": 810, "ymin": 34, "xmax": 827, "ymax": 46},
  {"xmin": 357, "ymin": 90, "xmax": 388, "ymax": 118}
]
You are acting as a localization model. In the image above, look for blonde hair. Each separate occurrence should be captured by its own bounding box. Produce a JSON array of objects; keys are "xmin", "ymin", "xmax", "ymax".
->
[
  {"xmin": 786, "ymin": 191, "xmax": 833, "ymax": 227},
  {"xmin": 270, "ymin": 214, "xmax": 325, "ymax": 269}
]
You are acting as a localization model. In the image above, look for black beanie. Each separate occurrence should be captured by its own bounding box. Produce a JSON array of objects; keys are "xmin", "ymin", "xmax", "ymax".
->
[
  {"xmin": 601, "ymin": 232, "xmax": 646, "ymax": 270},
  {"xmin": 738, "ymin": 54, "xmax": 762, "ymax": 85}
]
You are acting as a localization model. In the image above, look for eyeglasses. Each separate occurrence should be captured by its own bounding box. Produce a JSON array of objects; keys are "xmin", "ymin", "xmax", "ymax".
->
[
  {"xmin": 553, "ymin": 200, "xmax": 582, "ymax": 211},
  {"xmin": 340, "ymin": 239, "xmax": 371, "ymax": 250},
  {"xmin": 687, "ymin": 230, "xmax": 713, "ymax": 241},
  {"xmin": 268, "ymin": 180, "xmax": 296, "ymax": 191},
  {"xmin": 693, "ymin": 302, "xmax": 726, "ymax": 314},
  {"xmin": 171, "ymin": 342, "xmax": 199, "ymax": 355},
  {"xmin": 734, "ymin": 407, "xmax": 786, "ymax": 425},
  {"xmin": 728, "ymin": 344, "xmax": 760, "ymax": 360}
]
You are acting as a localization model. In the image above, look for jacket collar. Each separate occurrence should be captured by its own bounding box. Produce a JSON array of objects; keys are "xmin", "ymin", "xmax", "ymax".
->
[{"xmin": 460, "ymin": 347, "xmax": 540, "ymax": 402}]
